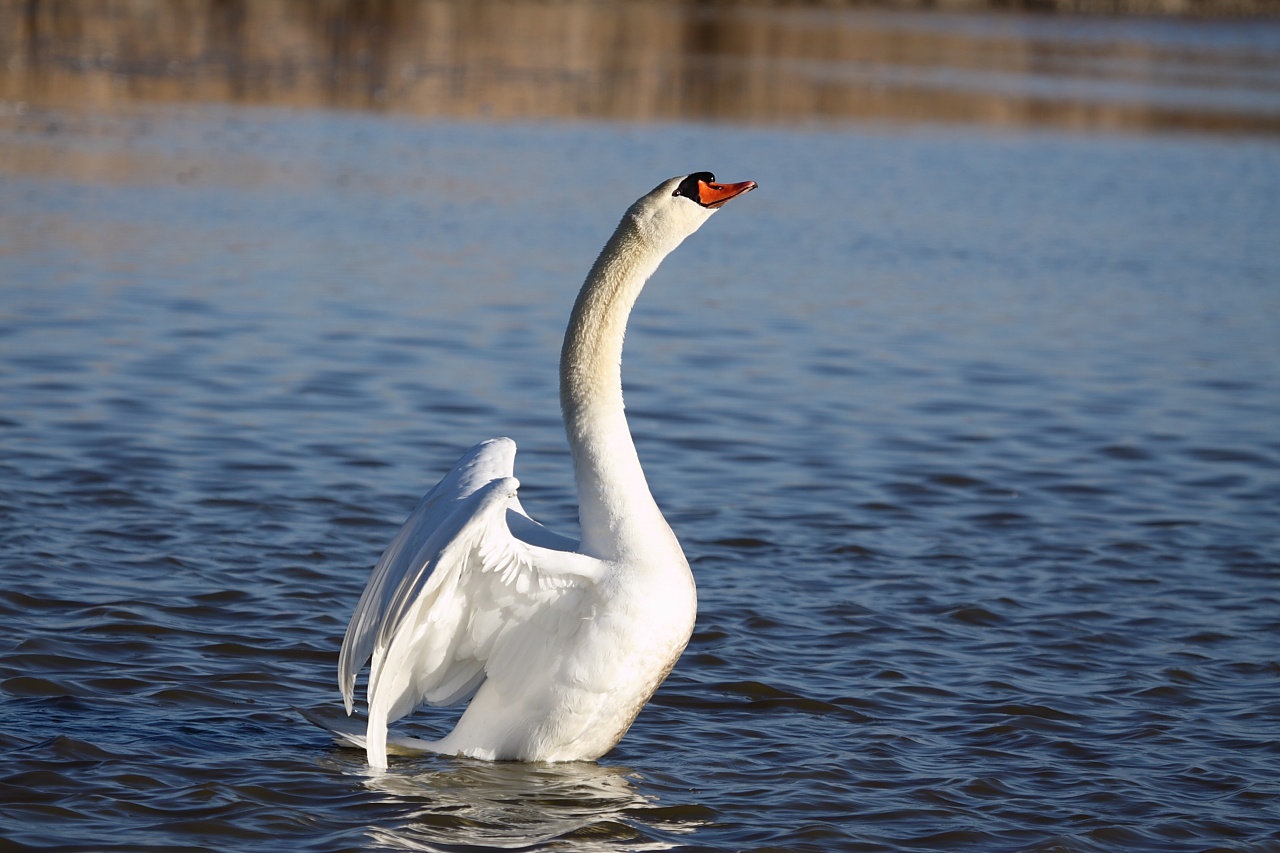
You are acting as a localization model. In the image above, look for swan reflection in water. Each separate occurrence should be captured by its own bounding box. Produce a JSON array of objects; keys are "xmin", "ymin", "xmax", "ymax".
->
[{"xmin": 349, "ymin": 750, "xmax": 702, "ymax": 851}]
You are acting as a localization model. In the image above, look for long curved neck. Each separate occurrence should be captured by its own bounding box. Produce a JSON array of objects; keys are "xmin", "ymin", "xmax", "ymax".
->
[{"xmin": 559, "ymin": 215, "xmax": 680, "ymax": 561}]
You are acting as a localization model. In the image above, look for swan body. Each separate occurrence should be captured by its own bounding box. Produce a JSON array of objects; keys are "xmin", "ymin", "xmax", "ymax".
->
[{"xmin": 336, "ymin": 173, "xmax": 756, "ymax": 769}]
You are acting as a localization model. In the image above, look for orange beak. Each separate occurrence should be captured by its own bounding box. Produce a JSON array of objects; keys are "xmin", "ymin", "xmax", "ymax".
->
[{"xmin": 697, "ymin": 179, "xmax": 758, "ymax": 209}]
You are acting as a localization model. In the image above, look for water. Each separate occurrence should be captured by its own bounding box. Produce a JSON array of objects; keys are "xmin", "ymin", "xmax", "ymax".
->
[{"xmin": 3, "ymin": 51, "xmax": 1280, "ymax": 853}]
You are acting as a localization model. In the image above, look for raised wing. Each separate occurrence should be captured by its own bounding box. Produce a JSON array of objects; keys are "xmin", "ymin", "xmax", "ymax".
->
[
  {"xmin": 337, "ymin": 438, "xmax": 603, "ymax": 767},
  {"xmin": 339, "ymin": 438, "xmax": 516, "ymax": 712}
]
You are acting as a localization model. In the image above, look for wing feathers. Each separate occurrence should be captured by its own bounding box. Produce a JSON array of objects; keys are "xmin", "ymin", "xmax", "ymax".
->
[
  {"xmin": 338, "ymin": 438, "xmax": 606, "ymax": 768},
  {"xmin": 339, "ymin": 438, "xmax": 520, "ymax": 713}
]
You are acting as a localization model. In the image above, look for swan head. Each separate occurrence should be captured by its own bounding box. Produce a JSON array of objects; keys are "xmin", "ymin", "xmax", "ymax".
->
[{"xmin": 624, "ymin": 172, "xmax": 757, "ymax": 250}]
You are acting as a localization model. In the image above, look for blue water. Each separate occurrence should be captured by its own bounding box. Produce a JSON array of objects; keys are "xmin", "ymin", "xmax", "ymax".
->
[{"xmin": 2, "ymin": 105, "xmax": 1279, "ymax": 851}]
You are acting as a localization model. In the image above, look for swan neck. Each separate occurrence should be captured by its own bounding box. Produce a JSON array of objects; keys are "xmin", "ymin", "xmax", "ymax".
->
[{"xmin": 559, "ymin": 215, "xmax": 676, "ymax": 559}]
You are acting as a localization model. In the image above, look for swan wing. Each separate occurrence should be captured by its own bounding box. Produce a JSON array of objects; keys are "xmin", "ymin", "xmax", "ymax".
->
[
  {"xmin": 338, "ymin": 439, "xmax": 603, "ymax": 766},
  {"xmin": 339, "ymin": 437, "xmax": 518, "ymax": 712}
]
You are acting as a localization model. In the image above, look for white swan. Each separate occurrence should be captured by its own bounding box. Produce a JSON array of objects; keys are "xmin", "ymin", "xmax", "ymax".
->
[{"xmin": 335, "ymin": 172, "xmax": 757, "ymax": 769}]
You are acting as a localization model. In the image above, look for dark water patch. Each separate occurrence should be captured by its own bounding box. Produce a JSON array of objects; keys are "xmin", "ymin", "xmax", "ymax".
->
[
  {"xmin": 1, "ymin": 675, "xmax": 96, "ymax": 699},
  {"xmin": 830, "ymin": 543, "xmax": 881, "ymax": 560},
  {"xmin": 1182, "ymin": 473, "xmax": 1250, "ymax": 490},
  {"xmin": 858, "ymin": 502, "xmax": 918, "ymax": 518},
  {"xmin": 945, "ymin": 605, "xmax": 1006, "ymax": 627},
  {"xmin": 1184, "ymin": 446, "xmax": 1278, "ymax": 467},
  {"xmin": 926, "ymin": 473, "xmax": 988, "ymax": 490},
  {"xmin": 1137, "ymin": 518, "xmax": 1201, "ymax": 529},
  {"xmin": 712, "ymin": 536, "xmax": 774, "ymax": 549},
  {"xmin": 966, "ymin": 511, "xmax": 1035, "ymax": 528}
]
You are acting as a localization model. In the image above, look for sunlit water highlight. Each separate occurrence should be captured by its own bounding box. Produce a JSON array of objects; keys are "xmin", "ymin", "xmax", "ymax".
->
[{"xmin": 2, "ymin": 105, "xmax": 1279, "ymax": 851}]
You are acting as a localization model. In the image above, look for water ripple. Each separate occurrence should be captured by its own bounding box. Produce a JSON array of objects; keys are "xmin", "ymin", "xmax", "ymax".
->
[{"xmin": 2, "ymin": 104, "xmax": 1280, "ymax": 851}]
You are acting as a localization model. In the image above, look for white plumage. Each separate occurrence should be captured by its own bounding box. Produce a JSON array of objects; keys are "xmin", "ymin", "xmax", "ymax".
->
[{"xmin": 334, "ymin": 173, "xmax": 756, "ymax": 769}]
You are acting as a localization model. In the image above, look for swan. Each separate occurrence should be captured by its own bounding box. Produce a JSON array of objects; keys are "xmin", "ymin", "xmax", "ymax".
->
[{"xmin": 333, "ymin": 172, "xmax": 756, "ymax": 769}]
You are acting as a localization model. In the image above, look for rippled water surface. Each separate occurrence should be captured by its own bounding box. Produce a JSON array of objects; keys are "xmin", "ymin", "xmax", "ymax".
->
[{"xmin": 2, "ymin": 104, "xmax": 1279, "ymax": 851}]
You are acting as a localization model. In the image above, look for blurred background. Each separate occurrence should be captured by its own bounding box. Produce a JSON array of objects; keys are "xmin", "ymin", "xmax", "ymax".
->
[{"xmin": 3, "ymin": 0, "xmax": 1279, "ymax": 134}]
